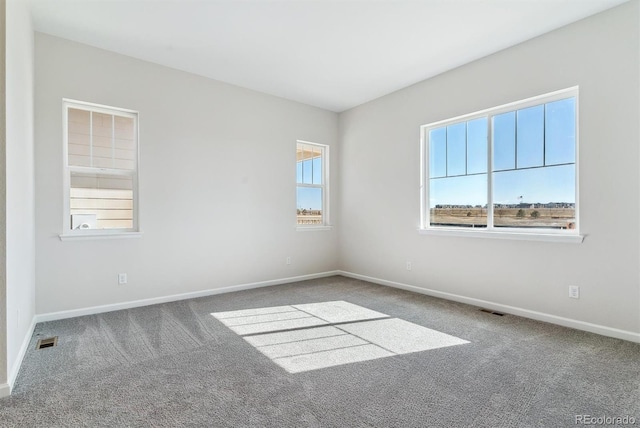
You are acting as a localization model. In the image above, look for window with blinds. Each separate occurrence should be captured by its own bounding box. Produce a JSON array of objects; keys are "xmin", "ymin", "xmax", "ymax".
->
[{"xmin": 64, "ymin": 100, "xmax": 139, "ymax": 234}]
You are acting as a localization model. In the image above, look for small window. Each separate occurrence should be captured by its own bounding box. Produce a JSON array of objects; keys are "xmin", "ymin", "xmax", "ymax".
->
[
  {"xmin": 63, "ymin": 100, "xmax": 139, "ymax": 236},
  {"xmin": 421, "ymin": 88, "xmax": 578, "ymax": 237},
  {"xmin": 296, "ymin": 141, "xmax": 329, "ymax": 228}
]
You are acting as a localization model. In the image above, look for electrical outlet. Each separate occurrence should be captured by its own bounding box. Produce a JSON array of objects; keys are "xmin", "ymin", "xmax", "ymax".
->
[
  {"xmin": 118, "ymin": 273, "xmax": 128, "ymax": 285},
  {"xmin": 406, "ymin": 261, "xmax": 412, "ymax": 271},
  {"xmin": 569, "ymin": 285, "xmax": 579, "ymax": 299},
  {"xmin": 286, "ymin": 257, "xmax": 292, "ymax": 265}
]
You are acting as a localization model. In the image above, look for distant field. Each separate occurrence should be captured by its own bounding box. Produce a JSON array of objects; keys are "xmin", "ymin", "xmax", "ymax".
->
[{"xmin": 431, "ymin": 207, "xmax": 575, "ymax": 228}]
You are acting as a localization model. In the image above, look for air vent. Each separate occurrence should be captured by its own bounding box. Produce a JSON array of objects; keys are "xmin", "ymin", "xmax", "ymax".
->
[
  {"xmin": 36, "ymin": 336, "xmax": 58, "ymax": 350},
  {"xmin": 480, "ymin": 309, "xmax": 505, "ymax": 316}
]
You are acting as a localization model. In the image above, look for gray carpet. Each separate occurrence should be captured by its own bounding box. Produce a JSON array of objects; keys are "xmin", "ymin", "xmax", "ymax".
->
[{"xmin": 1, "ymin": 276, "xmax": 638, "ymax": 427}]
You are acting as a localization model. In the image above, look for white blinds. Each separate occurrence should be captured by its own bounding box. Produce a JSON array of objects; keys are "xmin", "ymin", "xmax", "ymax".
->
[{"xmin": 67, "ymin": 108, "xmax": 136, "ymax": 170}]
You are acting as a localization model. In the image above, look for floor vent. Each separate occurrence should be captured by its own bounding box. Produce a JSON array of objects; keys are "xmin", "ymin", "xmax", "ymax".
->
[
  {"xmin": 36, "ymin": 337, "xmax": 58, "ymax": 350},
  {"xmin": 480, "ymin": 309, "xmax": 505, "ymax": 316}
]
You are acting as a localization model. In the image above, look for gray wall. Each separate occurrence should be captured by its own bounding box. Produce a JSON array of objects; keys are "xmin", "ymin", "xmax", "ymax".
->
[
  {"xmin": 34, "ymin": 34, "xmax": 339, "ymax": 314},
  {"xmin": 338, "ymin": 2, "xmax": 640, "ymax": 334},
  {"xmin": 5, "ymin": 0, "xmax": 35, "ymax": 392}
]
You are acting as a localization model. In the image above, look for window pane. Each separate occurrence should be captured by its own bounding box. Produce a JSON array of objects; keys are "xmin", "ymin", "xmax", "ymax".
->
[
  {"xmin": 517, "ymin": 105, "xmax": 544, "ymax": 168},
  {"xmin": 113, "ymin": 116, "xmax": 136, "ymax": 170},
  {"xmin": 114, "ymin": 115, "xmax": 134, "ymax": 140},
  {"xmin": 296, "ymin": 144, "xmax": 315, "ymax": 185},
  {"xmin": 296, "ymin": 144, "xmax": 305, "ymax": 183},
  {"xmin": 68, "ymin": 108, "xmax": 91, "ymax": 167},
  {"xmin": 493, "ymin": 164, "xmax": 575, "ymax": 229},
  {"xmin": 429, "ymin": 174, "xmax": 487, "ymax": 227},
  {"xmin": 296, "ymin": 160, "xmax": 303, "ymax": 183},
  {"xmin": 545, "ymin": 98, "xmax": 576, "ymax": 165},
  {"xmin": 91, "ymin": 112, "xmax": 114, "ymax": 168},
  {"xmin": 429, "ymin": 127, "xmax": 446, "ymax": 178},
  {"xmin": 296, "ymin": 186, "xmax": 323, "ymax": 225},
  {"xmin": 302, "ymin": 158, "xmax": 313, "ymax": 184},
  {"xmin": 312, "ymin": 150, "xmax": 322, "ymax": 185},
  {"xmin": 493, "ymin": 112, "xmax": 515, "ymax": 171},
  {"xmin": 70, "ymin": 172, "xmax": 134, "ymax": 230},
  {"xmin": 447, "ymin": 123, "xmax": 466, "ymax": 176},
  {"xmin": 467, "ymin": 118, "xmax": 488, "ymax": 174}
]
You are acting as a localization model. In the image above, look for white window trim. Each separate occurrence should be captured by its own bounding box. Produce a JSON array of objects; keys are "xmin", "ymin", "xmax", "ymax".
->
[
  {"xmin": 418, "ymin": 228, "xmax": 584, "ymax": 243},
  {"xmin": 59, "ymin": 231, "xmax": 143, "ymax": 242},
  {"xmin": 296, "ymin": 225, "xmax": 333, "ymax": 232},
  {"xmin": 419, "ymin": 87, "xmax": 584, "ymax": 243},
  {"xmin": 296, "ymin": 140, "xmax": 331, "ymax": 231},
  {"xmin": 59, "ymin": 99, "xmax": 141, "ymax": 241}
]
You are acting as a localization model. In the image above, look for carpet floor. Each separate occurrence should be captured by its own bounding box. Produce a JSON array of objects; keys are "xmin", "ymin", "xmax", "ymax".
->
[{"xmin": 1, "ymin": 276, "xmax": 638, "ymax": 427}]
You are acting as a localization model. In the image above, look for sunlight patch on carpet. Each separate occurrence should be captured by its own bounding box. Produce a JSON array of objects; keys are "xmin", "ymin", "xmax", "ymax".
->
[{"xmin": 211, "ymin": 301, "xmax": 469, "ymax": 373}]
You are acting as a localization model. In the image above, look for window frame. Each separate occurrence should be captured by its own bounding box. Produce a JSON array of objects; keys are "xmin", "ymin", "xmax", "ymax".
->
[
  {"xmin": 296, "ymin": 140, "xmax": 331, "ymax": 231},
  {"xmin": 60, "ymin": 99, "xmax": 141, "ymax": 241},
  {"xmin": 419, "ymin": 87, "xmax": 583, "ymax": 243}
]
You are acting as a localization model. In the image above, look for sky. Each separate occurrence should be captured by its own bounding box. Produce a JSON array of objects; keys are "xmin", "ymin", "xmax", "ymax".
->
[{"xmin": 429, "ymin": 97, "xmax": 576, "ymax": 207}]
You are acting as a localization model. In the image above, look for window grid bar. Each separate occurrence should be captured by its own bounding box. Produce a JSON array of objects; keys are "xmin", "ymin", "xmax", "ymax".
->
[
  {"xmin": 445, "ymin": 126, "xmax": 448, "ymax": 177},
  {"xmin": 296, "ymin": 183, "xmax": 323, "ymax": 189},
  {"xmin": 430, "ymin": 171, "xmax": 488, "ymax": 180},
  {"xmin": 514, "ymin": 111, "xmax": 518, "ymax": 170},
  {"xmin": 304, "ymin": 144, "xmax": 308, "ymax": 185},
  {"xmin": 320, "ymin": 147, "xmax": 324, "ymax": 185},
  {"xmin": 300, "ymin": 144, "xmax": 305, "ymax": 184},
  {"xmin": 68, "ymin": 166, "xmax": 135, "ymax": 177},
  {"xmin": 487, "ymin": 118, "xmax": 494, "ymax": 230},
  {"xmin": 111, "ymin": 115, "xmax": 115, "ymax": 167},
  {"xmin": 89, "ymin": 111, "xmax": 94, "ymax": 168},
  {"xmin": 465, "ymin": 122, "xmax": 468, "ymax": 175},
  {"xmin": 310, "ymin": 145, "xmax": 314, "ymax": 185},
  {"xmin": 493, "ymin": 161, "xmax": 574, "ymax": 174},
  {"xmin": 543, "ymin": 104, "xmax": 547, "ymax": 167}
]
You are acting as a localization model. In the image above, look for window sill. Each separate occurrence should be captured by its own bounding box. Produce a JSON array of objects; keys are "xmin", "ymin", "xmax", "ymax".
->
[
  {"xmin": 418, "ymin": 228, "xmax": 584, "ymax": 243},
  {"xmin": 59, "ymin": 231, "xmax": 143, "ymax": 241},
  {"xmin": 296, "ymin": 225, "xmax": 333, "ymax": 232}
]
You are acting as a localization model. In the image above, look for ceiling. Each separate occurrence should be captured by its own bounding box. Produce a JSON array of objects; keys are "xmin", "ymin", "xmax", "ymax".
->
[{"xmin": 29, "ymin": 0, "xmax": 628, "ymax": 112}]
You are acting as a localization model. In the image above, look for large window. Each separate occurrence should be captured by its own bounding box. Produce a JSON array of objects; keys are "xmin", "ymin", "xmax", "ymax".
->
[
  {"xmin": 62, "ymin": 99, "xmax": 139, "ymax": 237},
  {"xmin": 296, "ymin": 141, "xmax": 329, "ymax": 228},
  {"xmin": 421, "ymin": 88, "xmax": 579, "ymax": 239}
]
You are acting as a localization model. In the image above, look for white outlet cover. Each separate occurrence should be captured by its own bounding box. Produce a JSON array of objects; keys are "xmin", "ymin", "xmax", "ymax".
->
[{"xmin": 569, "ymin": 285, "xmax": 579, "ymax": 299}]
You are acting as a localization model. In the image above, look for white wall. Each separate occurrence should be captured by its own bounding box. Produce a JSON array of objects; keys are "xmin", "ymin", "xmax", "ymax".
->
[
  {"xmin": 0, "ymin": 0, "xmax": 7, "ymax": 397},
  {"xmin": 338, "ymin": 2, "xmax": 640, "ymax": 335},
  {"xmin": 5, "ymin": 0, "xmax": 35, "ymax": 391},
  {"xmin": 34, "ymin": 34, "xmax": 339, "ymax": 314}
]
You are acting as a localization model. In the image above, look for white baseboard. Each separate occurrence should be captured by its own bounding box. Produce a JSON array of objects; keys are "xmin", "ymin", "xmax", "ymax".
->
[
  {"xmin": 35, "ymin": 271, "xmax": 340, "ymax": 323},
  {"xmin": 339, "ymin": 271, "xmax": 640, "ymax": 344},
  {"xmin": 0, "ymin": 383, "xmax": 10, "ymax": 398},
  {"xmin": 8, "ymin": 316, "xmax": 37, "ymax": 391},
  {"xmin": 32, "ymin": 268, "xmax": 639, "ymax": 343}
]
